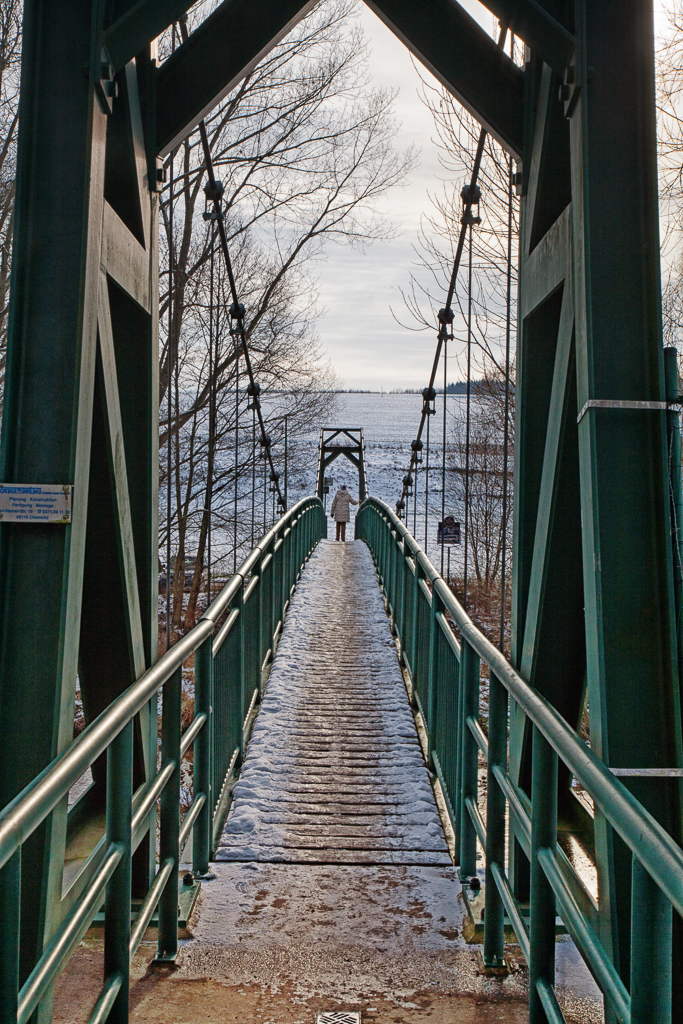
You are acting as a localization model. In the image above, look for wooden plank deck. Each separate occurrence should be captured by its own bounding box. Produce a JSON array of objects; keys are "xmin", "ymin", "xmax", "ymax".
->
[{"xmin": 215, "ymin": 539, "xmax": 451, "ymax": 865}]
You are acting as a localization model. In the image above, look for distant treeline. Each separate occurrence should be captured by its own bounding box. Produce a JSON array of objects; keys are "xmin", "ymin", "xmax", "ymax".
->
[{"xmin": 334, "ymin": 382, "xmax": 486, "ymax": 395}]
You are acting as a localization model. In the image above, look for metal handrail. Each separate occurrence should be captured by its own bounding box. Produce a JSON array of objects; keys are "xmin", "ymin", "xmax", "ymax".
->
[
  {"xmin": 0, "ymin": 495, "xmax": 326, "ymax": 1024},
  {"xmin": 357, "ymin": 495, "xmax": 683, "ymax": 1024},
  {"xmin": 0, "ymin": 495, "xmax": 321, "ymax": 871}
]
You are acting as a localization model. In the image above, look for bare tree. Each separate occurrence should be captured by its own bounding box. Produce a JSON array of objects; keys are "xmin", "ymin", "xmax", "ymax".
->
[
  {"xmin": 397, "ymin": 62, "xmax": 519, "ymax": 388},
  {"xmin": 0, "ymin": 0, "xmax": 21, "ymax": 424},
  {"xmin": 448, "ymin": 360, "xmax": 514, "ymax": 591},
  {"xmin": 159, "ymin": 1, "xmax": 415, "ymax": 633},
  {"xmin": 395, "ymin": 39, "xmax": 518, "ymax": 641}
]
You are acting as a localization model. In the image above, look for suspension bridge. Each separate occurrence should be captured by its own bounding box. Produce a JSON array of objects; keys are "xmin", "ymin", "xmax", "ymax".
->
[{"xmin": 1, "ymin": 1, "xmax": 682, "ymax": 1023}]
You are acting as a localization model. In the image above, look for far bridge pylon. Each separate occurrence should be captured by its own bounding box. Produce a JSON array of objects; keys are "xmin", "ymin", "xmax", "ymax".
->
[{"xmin": 316, "ymin": 427, "xmax": 368, "ymax": 503}]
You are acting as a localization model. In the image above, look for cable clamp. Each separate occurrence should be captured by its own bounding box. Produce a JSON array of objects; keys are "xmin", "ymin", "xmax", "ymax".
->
[{"xmin": 577, "ymin": 398, "xmax": 680, "ymax": 424}]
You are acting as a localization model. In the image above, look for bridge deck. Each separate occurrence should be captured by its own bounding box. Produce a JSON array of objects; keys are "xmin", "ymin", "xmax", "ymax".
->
[{"xmin": 216, "ymin": 539, "xmax": 450, "ymax": 865}]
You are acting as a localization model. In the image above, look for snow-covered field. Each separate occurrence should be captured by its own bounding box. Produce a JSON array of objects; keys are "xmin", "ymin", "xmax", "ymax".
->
[{"xmin": 290, "ymin": 392, "xmax": 469, "ymax": 569}]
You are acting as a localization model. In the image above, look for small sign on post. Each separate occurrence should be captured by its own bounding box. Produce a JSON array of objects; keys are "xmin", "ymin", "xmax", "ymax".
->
[
  {"xmin": 0, "ymin": 484, "xmax": 72, "ymax": 523},
  {"xmin": 437, "ymin": 515, "xmax": 460, "ymax": 545}
]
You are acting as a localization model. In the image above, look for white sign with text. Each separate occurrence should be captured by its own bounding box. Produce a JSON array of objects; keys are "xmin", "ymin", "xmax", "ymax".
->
[{"xmin": 0, "ymin": 484, "xmax": 72, "ymax": 523}]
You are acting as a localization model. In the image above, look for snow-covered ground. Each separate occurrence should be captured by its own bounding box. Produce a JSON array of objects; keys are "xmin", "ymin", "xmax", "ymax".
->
[{"xmin": 290, "ymin": 392, "xmax": 469, "ymax": 571}]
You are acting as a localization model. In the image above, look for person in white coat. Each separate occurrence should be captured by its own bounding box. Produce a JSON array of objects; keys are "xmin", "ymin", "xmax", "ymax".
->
[{"xmin": 330, "ymin": 483, "xmax": 358, "ymax": 541}]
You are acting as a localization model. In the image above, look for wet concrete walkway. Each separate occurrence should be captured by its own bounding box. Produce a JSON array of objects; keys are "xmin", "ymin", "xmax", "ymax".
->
[
  {"xmin": 54, "ymin": 538, "xmax": 602, "ymax": 1023},
  {"xmin": 216, "ymin": 539, "xmax": 451, "ymax": 865}
]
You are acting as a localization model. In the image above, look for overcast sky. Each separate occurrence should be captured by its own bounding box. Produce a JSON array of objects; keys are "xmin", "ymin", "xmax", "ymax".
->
[
  {"xmin": 316, "ymin": 0, "xmax": 673, "ymax": 390},
  {"xmin": 315, "ymin": 0, "xmax": 502, "ymax": 390}
]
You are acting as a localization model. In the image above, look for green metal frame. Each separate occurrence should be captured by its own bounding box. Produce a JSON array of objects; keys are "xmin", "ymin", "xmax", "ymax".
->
[
  {"xmin": 0, "ymin": 1, "xmax": 679, "ymax": 1022},
  {"xmin": 357, "ymin": 496, "xmax": 681, "ymax": 1024},
  {"xmin": 512, "ymin": 6, "xmax": 683, "ymax": 1007},
  {"xmin": 0, "ymin": 497, "xmax": 325, "ymax": 1023}
]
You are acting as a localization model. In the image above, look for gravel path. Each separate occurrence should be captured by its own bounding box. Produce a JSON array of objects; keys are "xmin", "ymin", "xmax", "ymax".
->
[{"xmin": 216, "ymin": 539, "xmax": 451, "ymax": 865}]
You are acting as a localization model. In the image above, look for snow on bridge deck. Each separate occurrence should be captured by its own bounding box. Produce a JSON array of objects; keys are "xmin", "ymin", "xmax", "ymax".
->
[{"xmin": 216, "ymin": 538, "xmax": 451, "ymax": 865}]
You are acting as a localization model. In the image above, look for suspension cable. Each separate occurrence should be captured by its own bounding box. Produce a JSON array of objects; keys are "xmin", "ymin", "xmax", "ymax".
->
[
  {"xmin": 207, "ymin": 222, "xmax": 215, "ymax": 607},
  {"xmin": 463, "ymin": 221, "xmax": 473, "ymax": 610},
  {"xmin": 441, "ymin": 340, "xmax": 447, "ymax": 576},
  {"xmin": 178, "ymin": 18, "xmax": 286, "ymax": 516},
  {"xmin": 397, "ymin": 22, "xmax": 508, "ymax": 521},
  {"xmin": 424, "ymin": 396, "xmax": 430, "ymax": 553},
  {"xmin": 251, "ymin": 407, "xmax": 256, "ymax": 548},
  {"xmin": 233, "ymin": 284, "xmax": 239, "ymax": 575},
  {"xmin": 499, "ymin": 33, "xmax": 515, "ymax": 651},
  {"xmin": 165, "ymin": 25, "xmax": 177, "ymax": 652},
  {"xmin": 413, "ymin": 454, "xmax": 418, "ymax": 536}
]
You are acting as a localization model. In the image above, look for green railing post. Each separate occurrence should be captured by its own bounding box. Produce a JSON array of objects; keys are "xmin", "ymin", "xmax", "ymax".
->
[
  {"xmin": 295, "ymin": 513, "xmax": 301, "ymax": 579},
  {"xmin": 193, "ymin": 635, "xmax": 213, "ymax": 876},
  {"xmin": 483, "ymin": 671, "xmax": 508, "ymax": 967},
  {"xmin": 529, "ymin": 725, "xmax": 557, "ymax": 1024},
  {"xmin": 283, "ymin": 525, "xmax": 291, "ymax": 603},
  {"xmin": 105, "ymin": 719, "xmax": 133, "ymax": 1024},
  {"xmin": 410, "ymin": 559, "xmax": 422, "ymax": 702},
  {"xmin": 458, "ymin": 637, "xmax": 479, "ymax": 880},
  {"xmin": 0, "ymin": 848, "xmax": 19, "ymax": 1020},
  {"xmin": 271, "ymin": 534, "xmax": 278, "ymax": 644},
  {"xmin": 381, "ymin": 515, "xmax": 387, "ymax": 584},
  {"xmin": 427, "ymin": 585, "xmax": 442, "ymax": 762},
  {"xmin": 258, "ymin": 547, "xmax": 268, "ymax": 693},
  {"xmin": 230, "ymin": 580, "xmax": 245, "ymax": 767},
  {"xmin": 398, "ymin": 537, "xmax": 407, "ymax": 651},
  {"xmin": 665, "ymin": 346, "xmax": 683, "ymax": 682},
  {"xmin": 630, "ymin": 855, "xmax": 672, "ymax": 1023},
  {"xmin": 393, "ymin": 526, "xmax": 398, "ymax": 605},
  {"xmin": 157, "ymin": 665, "xmax": 181, "ymax": 960}
]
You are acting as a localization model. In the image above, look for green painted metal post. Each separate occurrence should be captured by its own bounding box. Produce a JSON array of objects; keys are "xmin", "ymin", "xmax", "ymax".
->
[
  {"xmin": 193, "ymin": 635, "xmax": 213, "ymax": 876},
  {"xmin": 410, "ymin": 560, "xmax": 422, "ymax": 701},
  {"xmin": 258, "ymin": 550, "xmax": 267, "ymax": 692},
  {"xmin": 236, "ymin": 579, "xmax": 247, "ymax": 761},
  {"xmin": 295, "ymin": 513, "xmax": 302, "ymax": 580},
  {"xmin": 453, "ymin": 639, "xmax": 464, "ymax": 867},
  {"xmin": 284, "ymin": 526, "xmax": 291, "ymax": 601},
  {"xmin": 398, "ymin": 538, "xmax": 407, "ymax": 655},
  {"xmin": 157, "ymin": 666, "xmax": 181, "ymax": 960},
  {"xmin": 529, "ymin": 725, "xmax": 557, "ymax": 1024},
  {"xmin": 390, "ymin": 526, "xmax": 398, "ymax": 626},
  {"xmin": 483, "ymin": 671, "xmax": 508, "ymax": 967},
  {"xmin": 665, "ymin": 347, "xmax": 683, "ymax": 678},
  {"xmin": 458, "ymin": 637, "xmax": 479, "ymax": 880},
  {"xmin": 0, "ymin": 848, "xmax": 20, "ymax": 1020},
  {"xmin": 427, "ymin": 586, "xmax": 442, "ymax": 762},
  {"xmin": 105, "ymin": 720, "xmax": 133, "ymax": 1024},
  {"xmin": 630, "ymin": 857, "xmax": 672, "ymax": 1024}
]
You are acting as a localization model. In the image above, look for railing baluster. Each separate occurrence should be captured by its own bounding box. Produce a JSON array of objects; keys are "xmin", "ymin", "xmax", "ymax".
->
[
  {"xmin": 630, "ymin": 854, "xmax": 672, "ymax": 1023},
  {"xmin": 427, "ymin": 585, "xmax": 442, "ymax": 763},
  {"xmin": 399, "ymin": 538, "xmax": 407, "ymax": 649},
  {"xmin": 259, "ymin": 550, "xmax": 267, "ymax": 691},
  {"xmin": 410, "ymin": 560, "xmax": 422, "ymax": 701},
  {"xmin": 458, "ymin": 637, "xmax": 480, "ymax": 880},
  {"xmin": 0, "ymin": 847, "xmax": 20, "ymax": 1021},
  {"xmin": 529, "ymin": 725, "xmax": 557, "ymax": 1024},
  {"xmin": 157, "ymin": 665, "xmax": 181, "ymax": 960},
  {"xmin": 484, "ymin": 671, "xmax": 508, "ymax": 967},
  {"xmin": 193, "ymin": 634, "xmax": 213, "ymax": 876},
  {"xmin": 105, "ymin": 720, "xmax": 133, "ymax": 1024}
]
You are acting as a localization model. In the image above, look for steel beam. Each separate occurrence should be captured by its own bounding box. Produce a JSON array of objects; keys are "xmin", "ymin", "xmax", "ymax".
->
[
  {"xmin": 0, "ymin": 2, "xmax": 160, "ymax": 1014},
  {"xmin": 105, "ymin": 0, "xmax": 195, "ymax": 72},
  {"xmin": 155, "ymin": 0, "xmax": 317, "ymax": 155},
  {"xmin": 477, "ymin": 0, "xmax": 574, "ymax": 74},
  {"xmin": 364, "ymin": 0, "xmax": 524, "ymax": 156},
  {"xmin": 512, "ymin": 0, "xmax": 683, "ymax": 1006}
]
